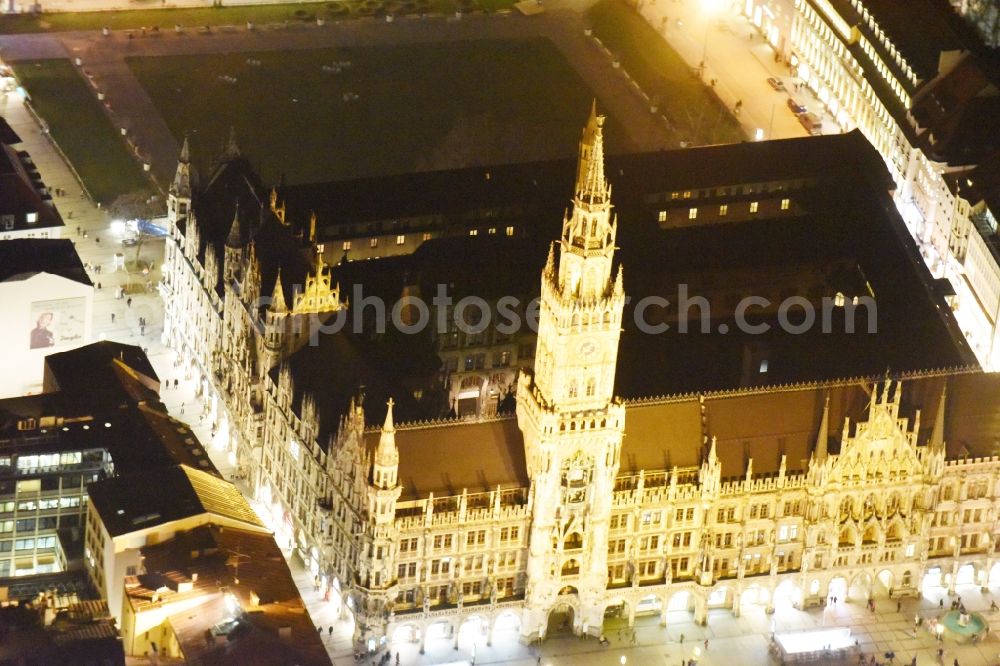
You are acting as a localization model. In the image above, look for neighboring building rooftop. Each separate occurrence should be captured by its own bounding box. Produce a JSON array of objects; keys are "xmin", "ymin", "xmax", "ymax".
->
[
  {"xmin": 0, "ymin": 599, "xmax": 123, "ymax": 666},
  {"xmin": 87, "ymin": 464, "xmax": 264, "ymax": 538},
  {"xmin": 0, "ymin": 141, "xmax": 63, "ymax": 236},
  {"xmin": 125, "ymin": 524, "xmax": 330, "ymax": 665},
  {"xmin": 0, "ymin": 238, "xmax": 89, "ymax": 285}
]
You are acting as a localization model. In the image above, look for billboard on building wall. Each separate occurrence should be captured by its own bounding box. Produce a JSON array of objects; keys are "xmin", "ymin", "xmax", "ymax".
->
[{"xmin": 28, "ymin": 297, "xmax": 85, "ymax": 350}]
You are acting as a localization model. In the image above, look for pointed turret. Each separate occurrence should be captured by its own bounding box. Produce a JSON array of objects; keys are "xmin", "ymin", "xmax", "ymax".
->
[
  {"xmin": 223, "ymin": 203, "xmax": 243, "ymax": 284},
  {"xmin": 575, "ymin": 101, "xmax": 610, "ymax": 204},
  {"xmin": 375, "ymin": 398, "xmax": 399, "ymax": 471},
  {"xmin": 815, "ymin": 393, "xmax": 830, "ymax": 461},
  {"xmin": 170, "ymin": 136, "xmax": 192, "ymax": 199},
  {"xmin": 226, "ymin": 204, "xmax": 242, "ymax": 248},
  {"xmin": 707, "ymin": 435, "xmax": 717, "ymax": 465},
  {"xmin": 543, "ymin": 242, "xmax": 556, "ymax": 279},
  {"xmin": 930, "ymin": 382, "xmax": 947, "ymax": 451},
  {"xmin": 269, "ymin": 269, "xmax": 288, "ymax": 314}
]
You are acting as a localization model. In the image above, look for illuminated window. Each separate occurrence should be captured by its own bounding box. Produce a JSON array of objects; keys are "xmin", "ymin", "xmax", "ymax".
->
[
  {"xmin": 488, "ymin": 227, "xmax": 496, "ymax": 235},
  {"xmin": 341, "ymin": 240, "xmax": 351, "ymax": 251},
  {"xmin": 422, "ymin": 232, "xmax": 432, "ymax": 241},
  {"xmin": 719, "ymin": 204, "xmax": 728, "ymax": 216},
  {"xmin": 469, "ymin": 229, "xmax": 478, "ymax": 236},
  {"xmin": 683, "ymin": 191, "xmax": 691, "ymax": 199},
  {"xmin": 396, "ymin": 235, "xmax": 405, "ymax": 245},
  {"xmin": 688, "ymin": 208, "xmax": 698, "ymax": 220},
  {"xmin": 26, "ymin": 212, "xmax": 38, "ymax": 224},
  {"xmin": 505, "ymin": 226, "xmax": 514, "ymax": 236},
  {"xmin": 781, "ymin": 198, "xmax": 790, "ymax": 210},
  {"xmin": 750, "ymin": 201, "xmax": 759, "ymax": 213},
  {"xmin": 289, "ymin": 439, "xmax": 300, "ymax": 461},
  {"xmin": 658, "ymin": 210, "xmax": 667, "ymax": 222},
  {"xmin": 369, "ymin": 238, "xmax": 378, "ymax": 248},
  {"xmin": 759, "ymin": 359, "xmax": 768, "ymax": 373}
]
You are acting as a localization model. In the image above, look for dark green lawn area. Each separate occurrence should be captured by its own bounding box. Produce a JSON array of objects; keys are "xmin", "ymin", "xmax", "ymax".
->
[
  {"xmin": 12, "ymin": 60, "xmax": 151, "ymax": 203},
  {"xmin": 586, "ymin": 0, "xmax": 743, "ymax": 146},
  {"xmin": 128, "ymin": 38, "xmax": 628, "ymax": 184},
  {"xmin": 0, "ymin": 0, "xmax": 512, "ymax": 34}
]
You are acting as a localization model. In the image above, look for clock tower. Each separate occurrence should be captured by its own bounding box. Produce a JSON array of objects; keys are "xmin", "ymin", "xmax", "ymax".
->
[{"xmin": 517, "ymin": 103, "xmax": 626, "ymax": 640}]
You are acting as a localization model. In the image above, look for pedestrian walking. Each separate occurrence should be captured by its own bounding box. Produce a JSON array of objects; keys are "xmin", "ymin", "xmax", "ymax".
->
[
  {"xmin": 680, "ymin": 633, "xmax": 684, "ymax": 644},
  {"xmin": 76, "ymin": 226, "xmax": 81, "ymax": 236},
  {"xmin": 897, "ymin": 600, "xmax": 902, "ymax": 613},
  {"xmin": 180, "ymin": 402, "xmax": 185, "ymax": 415},
  {"xmin": 704, "ymin": 638, "xmax": 709, "ymax": 650},
  {"xmin": 111, "ymin": 313, "xmax": 115, "ymax": 323},
  {"xmin": 95, "ymin": 236, "xmax": 100, "ymax": 244},
  {"xmin": 329, "ymin": 626, "xmax": 334, "ymax": 638},
  {"xmin": 96, "ymin": 282, "xmax": 101, "ymax": 290},
  {"xmin": 127, "ymin": 297, "xmax": 132, "ymax": 308},
  {"xmin": 140, "ymin": 324, "xmax": 145, "ymax": 336},
  {"xmin": 174, "ymin": 379, "xmax": 179, "ymax": 389}
]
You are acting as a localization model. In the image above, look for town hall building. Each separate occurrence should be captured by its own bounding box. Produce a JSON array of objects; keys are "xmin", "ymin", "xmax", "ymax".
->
[{"xmin": 160, "ymin": 107, "xmax": 1000, "ymax": 654}]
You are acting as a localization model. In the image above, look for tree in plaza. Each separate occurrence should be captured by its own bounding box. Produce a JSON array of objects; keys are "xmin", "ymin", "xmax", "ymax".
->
[{"xmin": 108, "ymin": 190, "xmax": 165, "ymax": 292}]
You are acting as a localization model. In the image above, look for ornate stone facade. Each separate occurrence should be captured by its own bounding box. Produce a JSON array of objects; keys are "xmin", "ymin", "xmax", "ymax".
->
[{"xmin": 159, "ymin": 114, "xmax": 1000, "ymax": 656}]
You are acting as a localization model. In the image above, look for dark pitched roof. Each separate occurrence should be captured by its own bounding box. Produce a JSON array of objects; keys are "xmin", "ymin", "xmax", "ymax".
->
[
  {"xmin": 87, "ymin": 464, "xmax": 264, "ymax": 538},
  {"xmin": 0, "ymin": 239, "xmax": 88, "ymax": 285},
  {"xmin": 44, "ymin": 341, "xmax": 159, "ymax": 396},
  {"xmin": 0, "ymin": 116, "xmax": 23, "ymax": 145},
  {"xmin": 0, "ymin": 143, "xmax": 63, "ymax": 233},
  {"xmin": 364, "ymin": 417, "xmax": 528, "ymax": 501}
]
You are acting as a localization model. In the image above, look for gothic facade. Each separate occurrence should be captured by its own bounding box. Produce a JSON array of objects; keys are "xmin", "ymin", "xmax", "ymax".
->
[{"xmin": 160, "ymin": 112, "xmax": 1000, "ymax": 655}]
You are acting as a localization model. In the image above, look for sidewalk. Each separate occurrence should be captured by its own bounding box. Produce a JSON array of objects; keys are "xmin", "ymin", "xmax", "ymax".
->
[{"xmin": 636, "ymin": 0, "xmax": 820, "ymax": 141}]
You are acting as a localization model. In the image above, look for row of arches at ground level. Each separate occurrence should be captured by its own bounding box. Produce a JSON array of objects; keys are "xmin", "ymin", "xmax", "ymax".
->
[
  {"xmin": 382, "ymin": 561, "xmax": 1000, "ymax": 650},
  {"xmin": 389, "ymin": 611, "xmax": 522, "ymax": 654}
]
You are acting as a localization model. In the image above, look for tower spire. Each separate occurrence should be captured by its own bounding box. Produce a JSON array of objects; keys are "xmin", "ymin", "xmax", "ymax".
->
[{"xmin": 575, "ymin": 101, "xmax": 610, "ymax": 204}]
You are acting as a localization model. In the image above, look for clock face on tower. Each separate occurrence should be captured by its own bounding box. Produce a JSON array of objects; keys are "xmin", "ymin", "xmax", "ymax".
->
[{"xmin": 577, "ymin": 339, "xmax": 597, "ymax": 361}]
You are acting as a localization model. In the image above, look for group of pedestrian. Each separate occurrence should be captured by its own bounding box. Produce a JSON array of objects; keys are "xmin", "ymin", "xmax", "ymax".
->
[{"xmin": 139, "ymin": 316, "xmax": 147, "ymax": 336}]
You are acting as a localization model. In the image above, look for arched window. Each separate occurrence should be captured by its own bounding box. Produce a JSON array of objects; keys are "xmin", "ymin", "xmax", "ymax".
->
[
  {"xmin": 568, "ymin": 381, "xmax": 578, "ymax": 399},
  {"xmin": 586, "ymin": 378, "xmax": 596, "ymax": 397}
]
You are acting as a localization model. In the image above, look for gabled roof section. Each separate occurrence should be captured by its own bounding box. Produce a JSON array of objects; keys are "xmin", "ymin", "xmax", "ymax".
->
[
  {"xmin": 87, "ymin": 464, "xmax": 264, "ymax": 537},
  {"xmin": 362, "ymin": 416, "xmax": 528, "ymax": 501}
]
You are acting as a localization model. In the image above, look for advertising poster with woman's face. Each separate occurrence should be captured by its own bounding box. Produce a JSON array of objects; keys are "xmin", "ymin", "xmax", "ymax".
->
[{"xmin": 29, "ymin": 298, "xmax": 85, "ymax": 350}]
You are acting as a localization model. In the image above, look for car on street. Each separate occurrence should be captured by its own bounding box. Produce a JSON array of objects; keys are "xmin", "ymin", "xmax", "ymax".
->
[
  {"xmin": 786, "ymin": 98, "xmax": 807, "ymax": 115},
  {"xmin": 767, "ymin": 77, "xmax": 785, "ymax": 91},
  {"xmin": 798, "ymin": 111, "xmax": 823, "ymax": 135}
]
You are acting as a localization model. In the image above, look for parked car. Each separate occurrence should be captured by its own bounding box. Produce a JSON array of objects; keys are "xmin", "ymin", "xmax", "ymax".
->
[
  {"xmin": 798, "ymin": 111, "xmax": 823, "ymax": 135},
  {"xmin": 786, "ymin": 98, "xmax": 807, "ymax": 115},
  {"xmin": 767, "ymin": 76, "xmax": 785, "ymax": 91}
]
